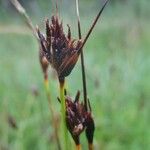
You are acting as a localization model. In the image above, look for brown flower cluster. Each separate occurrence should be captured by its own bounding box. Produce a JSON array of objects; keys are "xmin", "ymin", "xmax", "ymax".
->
[
  {"xmin": 60, "ymin": 91, "xmax": 95, "ymax": 146},
  {"xmin": 37, "ymin": 15, "xmax": 82, "ymax": 80},
  {"xmin": 37, "ymin": 13, "xmax": 97, "ymax": 149},
  {"xmin": 36, "ymin": 1, "xmax": 109, "ymax": 148}
]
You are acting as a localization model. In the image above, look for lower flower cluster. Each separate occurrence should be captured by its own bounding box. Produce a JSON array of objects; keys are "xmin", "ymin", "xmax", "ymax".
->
[{"xmin": 58, "ymin": 90, "xmax": 95, "ymax": 147}]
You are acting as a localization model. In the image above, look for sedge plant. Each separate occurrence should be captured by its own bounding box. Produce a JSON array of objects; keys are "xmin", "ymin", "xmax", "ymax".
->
[
  {"xmin": 75, "ymin": 0, "xmax": 94, "ymax": 148},
  {"xmin": 10, "ymin": 0, "xmax": 110, "ymax": 149},
  {"xmin": 10, "ymin": 0, "xmax": 61, "ymax": 149}
]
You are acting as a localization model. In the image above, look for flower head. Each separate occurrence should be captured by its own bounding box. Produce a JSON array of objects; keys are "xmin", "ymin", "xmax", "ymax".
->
[
  {"xmin": 37, "ymin": 15, "xmax": 82, "ymax": 79},
  {"xmin": 59, "ymin": 90, "xmax": 95, "ymax": 145}
]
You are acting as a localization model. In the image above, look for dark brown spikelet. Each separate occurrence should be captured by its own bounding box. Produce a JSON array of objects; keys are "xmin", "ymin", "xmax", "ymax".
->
[
  {"xmin": 37, "ymin": 25, "xmax": 49, "ymax": 80},
  {"xmin": 37, "ymin": 15, "xmax": 82, "ymax": 79},
  {"xmin": 65, "ymin": 91, "xmax": 84, "ymax": 145},
  {"xmin": 63, "ymin": 91, "xmax": 95, "ymax": 146},
  {"xmin": 85, "ymin": 112, "xmax": 95, "ymax": 147},
  {"xmin": 39, "ymin": 50, "xmax": 49, "ymax": 80}
]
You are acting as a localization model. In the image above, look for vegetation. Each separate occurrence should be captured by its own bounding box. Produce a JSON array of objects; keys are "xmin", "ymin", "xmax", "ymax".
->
[{"xmin": 0, "ymin": 0, "xmax": 150, "ymax": 150}]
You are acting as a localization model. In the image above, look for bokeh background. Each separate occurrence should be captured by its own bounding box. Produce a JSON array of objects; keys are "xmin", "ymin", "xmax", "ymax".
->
[{"xmin": 0, "ymin": 0, "xmax": 150, "ymax": 150}]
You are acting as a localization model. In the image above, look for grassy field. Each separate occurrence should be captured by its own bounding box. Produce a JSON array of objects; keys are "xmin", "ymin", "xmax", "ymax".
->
[{"xmin": 0, "ymin": 1, "xmax": 150, "ymax": 150}]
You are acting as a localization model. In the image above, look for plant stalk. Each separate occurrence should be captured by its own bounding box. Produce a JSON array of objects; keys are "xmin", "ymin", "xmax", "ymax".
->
[
  {"xmin": 76, "ymin": 0, "xmax": 88, "ymax": 112},
  {"xmin": 59, "ymin": 78, "xmax": 68, "ymax": 150},
  {"xmin": 10, "ymin": 0, "xmax": 39, "ymax": 40},
  {"xmin": 88, "ymin": 143, "xmax": 94, "ymax": 150},
  {"xmin": 78, "ymin": 0, "xmax": 109, "ymax": 54},
  {"xmin": 44, "ymin": 77, "xmax": 61, "ymax": 150},
  {"xmin": 76, "ymin": 144, "xmax": 82, "ymax": 150}
]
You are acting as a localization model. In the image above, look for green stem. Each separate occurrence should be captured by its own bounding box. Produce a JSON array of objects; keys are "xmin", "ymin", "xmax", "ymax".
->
[
  {"xmin": 59, "ymin": 78, "xmax": 68, "ymax": 150},
  {"xmin": 44, "ymin": 78, "xmax": 61, "ymax": 150},
  {"xmin": 76, "ymin": 0, "xmax": 88, "ymax": 111}
]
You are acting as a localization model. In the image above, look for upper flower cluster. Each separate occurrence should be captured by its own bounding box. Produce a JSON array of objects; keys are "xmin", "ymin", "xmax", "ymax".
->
[{"xmin": 37, "ymin": 15, "xmax": 82, "ymax": 79}]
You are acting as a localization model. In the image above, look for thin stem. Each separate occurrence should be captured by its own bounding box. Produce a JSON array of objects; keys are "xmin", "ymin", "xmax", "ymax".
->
[
  {"xmin": 76, "ymin": 0, "xmax": 88, "ymax": 111},
  {"xmin": 78, "ymin": 0, "xmax": 109, "ymax": 54},
  {"xmin": 59, "ymin": 78, "xmax": 68, "ymax": 150},
  {"xmin": 10, "ymin": 0, "xmax": 39, "ymax": 40},
  {"xmin": 88, "ymin": 143, "xmax": 94, "ymax": 150},
  {"xmin": 76, "ymin": 144, "xmax": 82, "ymax": 150},
  {"xmin": 44, "ymin": 78, "xmax": 61, "ymax": 150}
]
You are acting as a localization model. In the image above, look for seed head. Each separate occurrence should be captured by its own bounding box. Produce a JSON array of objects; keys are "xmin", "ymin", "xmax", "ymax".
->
[
  {"xmin": 37, "ymin": 15, "xmax": 82, "ymax": 79},
  {"xmin": 61, "ymin": 90, "xmax": 95, "ymax": 145}
]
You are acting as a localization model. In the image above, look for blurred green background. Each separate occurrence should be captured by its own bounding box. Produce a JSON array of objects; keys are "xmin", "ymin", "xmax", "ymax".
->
[{"xmin": 0, "ymin": 0, "xmax": 150, "ymax": 150}]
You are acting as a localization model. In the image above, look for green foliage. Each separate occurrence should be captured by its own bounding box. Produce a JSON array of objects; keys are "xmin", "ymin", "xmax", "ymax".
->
[{"xmin": 0, "ymin": 1, "xmax": 150, "ymax": 150}]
